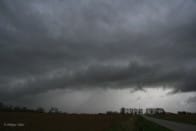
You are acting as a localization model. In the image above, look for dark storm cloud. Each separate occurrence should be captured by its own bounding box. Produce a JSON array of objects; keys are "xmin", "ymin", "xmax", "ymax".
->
[
  {"xmin": 187, "ymin": 95, "xmax": 196, "ymax": 104},
  {"xmin": 1, "ymin": 0, "xmax": 196, "ymax": 100}
]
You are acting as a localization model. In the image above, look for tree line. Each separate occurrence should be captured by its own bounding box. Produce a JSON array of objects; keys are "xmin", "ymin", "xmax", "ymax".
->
[{"xmin": 0, "ymin": 102, "xmax": 60, "ymax": 114}]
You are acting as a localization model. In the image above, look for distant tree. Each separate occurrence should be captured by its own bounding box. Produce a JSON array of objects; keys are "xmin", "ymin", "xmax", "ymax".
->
[
  {"xmin": 106, "ymin": 111, "xmax": 119, "ymax": 115},
  {"xmin": 21, "ymin": 107, "xmax": 28, "ymax": 112},
  {"xmin": 7, "ymin": 105, "xmax": 13, "ymax": 111},
  {"xmin": 0, "ymin": 102, "xmax": 46, "ymax": 113},
  {"xmin": 106, "ymin": 111, "xmax": 113, "ymax": 115},
  {"xmin": 49, "ymin": 107, "xmax": 59, "ymax": 114},
  {"xmin": 0, "ymin": 102, "xmax": 5, "ymax": 109},
  {"xmin": 36, "ymin": 107, "xmax": 45, "ymax": 113},
  {"xmin": 14, "ymin": 106, "xmax": 22, "ymax": 112},
  {"xmin": 0, "ymin": 102, "xmax": 6, "ymax": 111},
  {"xmin": 120, "ymin": 107, "xmax": 125, "ymax": 114},
  {"xmin": 178, "ymin": 111, "xmax": 192, "ymax": 115}
]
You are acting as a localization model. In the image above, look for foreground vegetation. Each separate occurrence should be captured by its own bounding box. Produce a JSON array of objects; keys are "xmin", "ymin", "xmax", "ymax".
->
[
  {"xmin": 136, "ymin": 116, "xmax": 171, "ymax": 131},
  {"xmin": 107, "ymin": 115, "xmax": 171, "ymax": 131},
  {"xmin": 0, "ymin": 112, "xmax": 172, "ymax": 131},
  {"xmin": 151, "ymin": 114, "xmax": 196, "ymax": 125}
]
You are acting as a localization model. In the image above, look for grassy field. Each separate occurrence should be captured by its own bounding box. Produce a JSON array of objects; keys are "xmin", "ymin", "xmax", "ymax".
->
[
  {"xmin": 136, "ymin": 116, "xmax": 172, "ymax": 131},
  {"xmin": 152, "ymin": 114, "xmax": 196, "ymax": 125},
  {"xmin": 0, "ymin": 112, "xmax": 171, "ymax": 131},
  {"xmin": 107, "ymin": 116, "xmax": 172, "ymax": 131}
]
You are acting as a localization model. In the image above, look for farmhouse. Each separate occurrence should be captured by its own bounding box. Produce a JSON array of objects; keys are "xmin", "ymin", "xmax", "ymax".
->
[
  {"xmin": 146, "ymin": 108, "xmax": 165, "ymax": 115},
  {"xmin": 120, "ymin": 108, "xmax": 143, "ymax": 115}
]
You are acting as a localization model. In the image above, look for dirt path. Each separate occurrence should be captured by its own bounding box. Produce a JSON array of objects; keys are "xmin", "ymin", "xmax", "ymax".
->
[{"xmin": 143, "ymin": 115, "xmax": 196, "ymax": 131}]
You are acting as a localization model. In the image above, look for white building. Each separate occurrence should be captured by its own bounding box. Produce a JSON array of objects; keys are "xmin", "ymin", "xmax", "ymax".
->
[
  {"xmin": 146, "ymin": 108, "xmax": 165, "ymax": 115},
  {"xmin": 121, "ymin": 108, "xmax": 143, "ymax": 115}
]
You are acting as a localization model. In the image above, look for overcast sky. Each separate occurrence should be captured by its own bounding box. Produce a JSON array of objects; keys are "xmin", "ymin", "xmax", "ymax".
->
[{"xmin": 0, "ymin": 0, "xmax": 196, "ymax": 113}]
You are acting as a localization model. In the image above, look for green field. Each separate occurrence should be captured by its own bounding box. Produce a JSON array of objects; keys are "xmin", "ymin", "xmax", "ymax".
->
[
  {"xmin": 151, "ymin": 114, "xmax": 196, "ymax": 125},
  {"xmin": 107, "ymin": 115, "xmax": 171, "ymax": 131},
  {"xmin": 0, "ymin": 112, "xmax": 171, "ymax": 131}
]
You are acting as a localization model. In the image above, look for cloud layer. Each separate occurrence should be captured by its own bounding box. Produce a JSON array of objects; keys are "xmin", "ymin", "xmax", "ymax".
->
[{"xmin": 1, "ymin": 0, "xmax": 196, "ymax": 100}]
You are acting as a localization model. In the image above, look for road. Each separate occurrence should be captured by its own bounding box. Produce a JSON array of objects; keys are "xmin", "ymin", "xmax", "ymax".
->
[{"xmin": 143, "ymin": 115, "xmax": 196, "ymax": 131}]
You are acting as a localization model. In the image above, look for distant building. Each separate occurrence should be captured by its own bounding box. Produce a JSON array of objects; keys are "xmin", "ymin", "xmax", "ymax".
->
[
  {"xmin": 146, "ymin": 108, "xmax": 165, "ymax": 115},
  {"xmin": 120, "ymin": 107, "xmax": 143, "ymax": 115}
]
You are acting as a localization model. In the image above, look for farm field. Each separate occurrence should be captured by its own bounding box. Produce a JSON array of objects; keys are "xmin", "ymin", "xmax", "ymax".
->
[{"xmin": 0, "ymin": 112, "xmax": 170, "ymax": 131}]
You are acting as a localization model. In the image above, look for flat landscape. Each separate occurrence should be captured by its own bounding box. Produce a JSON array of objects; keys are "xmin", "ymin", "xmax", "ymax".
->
[
  {"xmin": 144, "ymin": 115, "xmax": 196, "ymax": 131},
  {"xmin": 0, "ymin": 112, "xmax": 170, "ymax": 131}
]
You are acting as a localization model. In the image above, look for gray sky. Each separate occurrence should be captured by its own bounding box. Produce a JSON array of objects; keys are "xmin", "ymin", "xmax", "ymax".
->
[{"xmin": 0, "ymin": 0, "xmax": 196, "ymax": 113}]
